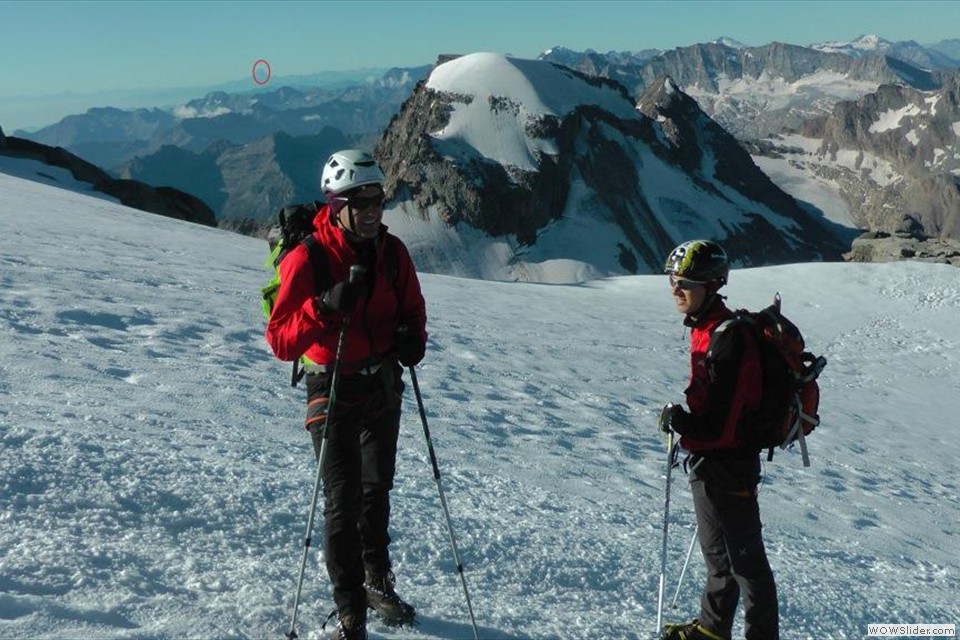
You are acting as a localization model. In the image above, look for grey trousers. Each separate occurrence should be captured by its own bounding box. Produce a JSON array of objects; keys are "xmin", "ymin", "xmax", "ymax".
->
[{"xmin": 690, "ymin": 456, "xmax": 779, "ymax": 640}]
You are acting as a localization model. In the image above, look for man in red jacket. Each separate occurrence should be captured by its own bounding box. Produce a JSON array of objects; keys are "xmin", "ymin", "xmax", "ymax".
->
[
  {"xmin": 658, "ymin": 240, "xmax": 779, "ymax": 640},
  {"xmin": 267, "ymin": 149, "xmax": 427, "ymax": 640}
]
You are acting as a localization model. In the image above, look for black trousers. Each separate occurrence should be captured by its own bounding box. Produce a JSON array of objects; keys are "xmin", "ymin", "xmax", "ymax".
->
[
  {"xmin": 305, "ymin": 363, "xmax": 404, "ymax": 617},
  {"xmin": 689, "ymin": 455, "xmax": 779, "ymax": 640}
]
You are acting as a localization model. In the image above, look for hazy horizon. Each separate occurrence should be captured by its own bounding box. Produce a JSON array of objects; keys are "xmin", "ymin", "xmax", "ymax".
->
[{"xmin": 2, "ymin": 0, "xmax": 959, "ymax": 132}]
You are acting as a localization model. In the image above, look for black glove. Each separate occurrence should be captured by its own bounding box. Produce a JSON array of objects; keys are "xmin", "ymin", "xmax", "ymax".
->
[
  {"xmin": 317, "ymin": 277, "xmax": 364, "ymax": 313},
  {"xmin": 659, "ymin": 403, "xmax": 685, "ymax": 433},
  {"xmin": 396, "ymin": 330, "xmax": 426, "ymax": 367}
]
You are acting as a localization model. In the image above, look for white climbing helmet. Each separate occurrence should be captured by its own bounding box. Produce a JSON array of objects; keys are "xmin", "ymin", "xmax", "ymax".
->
[{"xmin": 320, "ymin": 149, "xmax": 385, "ymax": 196}]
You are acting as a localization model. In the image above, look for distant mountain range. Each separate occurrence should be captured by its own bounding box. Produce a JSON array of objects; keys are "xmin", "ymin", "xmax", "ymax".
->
[
  {"xmin": 538, "ymin": 36, "xmax": 959, "ymax": 140},
  {"xmin": 11, "ymin": 66, "xmax": 430, "ymax": 224},
  {"xmin": 3, "ymin": 34, "xmax": 959, "ymax": 278},
  {"xmin": 810, "ymin": 34, "xmax": 960, "ymax": 70},
  {"xmin": 117, "ymin": 128, "xmax": 352, "ymax": 221}
]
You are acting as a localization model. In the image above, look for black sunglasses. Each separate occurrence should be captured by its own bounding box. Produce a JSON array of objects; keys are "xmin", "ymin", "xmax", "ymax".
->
[
  {"xmin": 337, "ymin": 192, "xmax": 386, "ymax": 211},
  {"xmin": 669, "ymin": 275, "xmax": 705, "ymax": 291}
]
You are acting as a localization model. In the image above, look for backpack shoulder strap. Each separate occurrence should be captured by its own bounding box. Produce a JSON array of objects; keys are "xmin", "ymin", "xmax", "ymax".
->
[
  {"xmin": 287, "ymin": 233, "xmax": 329, "ymax": 389},
  {"xmin": 709, "ymin": 311, "xmax": 755, "ymax": 348},
  {"xmin": 382, "ymin": 234, "xmax": 401, "ymax": 290},
  {"xmin": 301, "ymin": 234, "xmax": 331, "ymax": 295},
  {"xmin": 706, "ymin": 311, "xmax": 759, "ymax": 383},
  {"xmin": 299, "ymin": 230, "xmax": 399, "ymax": 296}
]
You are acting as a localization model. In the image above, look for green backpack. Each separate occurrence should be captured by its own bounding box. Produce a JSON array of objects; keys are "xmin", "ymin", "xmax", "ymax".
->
[{"xmin": 260, "ymin": 201, "xmax": 400, "ymax": 387}]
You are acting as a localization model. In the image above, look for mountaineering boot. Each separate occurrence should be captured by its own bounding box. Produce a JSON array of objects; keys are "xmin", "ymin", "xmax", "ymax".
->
[
  {"xmin": 662, "ymin": 619, "xmax": 729, "ymax": 640},
  {"xmin": 364, "ymin": 568, "xmax": 416, "ymax": 625},
  {"xmin": 323, "ymin": 609, "xmax": 367, "ymax": 640}
]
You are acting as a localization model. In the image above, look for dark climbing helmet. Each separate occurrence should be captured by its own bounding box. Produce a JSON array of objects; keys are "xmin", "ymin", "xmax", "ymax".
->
[{"xmin": 664, "ymin": 240, "xmax": 729, "ymax": 286}]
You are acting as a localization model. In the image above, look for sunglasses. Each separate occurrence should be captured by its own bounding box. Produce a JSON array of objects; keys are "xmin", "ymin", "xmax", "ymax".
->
[
  {"xmin": 337, "ymin": 192, "xmax": 386, "ymax": 211},
  {"xmin": 669, "ymin": 275, "xmax": 705, "ymax": 291}
]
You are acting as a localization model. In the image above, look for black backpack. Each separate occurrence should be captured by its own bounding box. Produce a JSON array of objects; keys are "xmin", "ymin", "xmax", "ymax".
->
[
  {"xmin": 260, "ymin": 201, "xmax": 399, "ymax": 387},
  {"xmin": 708, "ymin": 294, "xmax": 827, "ymax": 466}
]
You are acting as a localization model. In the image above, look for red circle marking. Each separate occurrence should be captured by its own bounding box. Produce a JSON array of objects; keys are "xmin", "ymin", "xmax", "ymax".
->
[{"xmin": 252, "ymin": 59, "xmax": 271, "ymax": 86}]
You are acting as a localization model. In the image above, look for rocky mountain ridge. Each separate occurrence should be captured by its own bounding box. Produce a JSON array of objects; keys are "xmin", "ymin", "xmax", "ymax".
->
[
  {"xmin": 372, "ymin": 53, "xmax": 846, "ymax": 281},
  {"xmin": 753, "ymin": 75, "xmax": 960, "ymax": 243},
  {"xmin": 540, "ymin": 38, "xmax": 960, "ymax": 263},
  {"xmin": 0, "ymin": 129, "xmax": 216, "ymax": 226},
  {"xmin": 540, "ymin": 39, "xmax": 956, "ymax": 140},
  {"xmin": 116, "ymin": 128, "xmax": 352, "ymax": 221},
  {"xmin": 811, "ymin": 34, "xmax": 960, "ymax": 70}
]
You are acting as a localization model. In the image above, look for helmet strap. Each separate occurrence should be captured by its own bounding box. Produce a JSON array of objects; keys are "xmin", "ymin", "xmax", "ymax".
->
[
  {"xmin": 691, "ymin": 291, "xmax": 724, "ymax": 318},
  {"xmin": 347, "ymin": 207, "xmax": 359, "ymax": 235}
]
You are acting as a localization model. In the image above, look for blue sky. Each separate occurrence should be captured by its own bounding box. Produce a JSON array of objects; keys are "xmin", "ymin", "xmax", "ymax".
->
[{"xmin": 2, "ymin": 0, "xmax": 959, "ymax": 130}]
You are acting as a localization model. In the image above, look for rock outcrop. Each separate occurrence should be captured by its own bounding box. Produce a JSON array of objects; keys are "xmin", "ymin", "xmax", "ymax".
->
[
  {"xmin": 845, "ymin": 228, "xmax": 960, "ymax": 266},
  {"xmin": 793, "ymin": 77, "xmax": 960, "ymax": 240}
]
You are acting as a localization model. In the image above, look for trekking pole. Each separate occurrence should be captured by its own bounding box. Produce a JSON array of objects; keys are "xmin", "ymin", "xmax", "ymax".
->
[
  {"xmin": 669, "ymin": 524, "xmax": 698, "ymax": 609},
  {"xmin": 656, "ymin": 430, "xmax": 676, "ymax": 636},
  {"xmin": 286, "ymin": 265, "xmax": 364, "ymax": 640},
  {"xmin": 669, "ymin": 455, "xmax": 703, "ymax": 610},
  {"xmin": 408, "ymin": 365, "xmax": 480, "ymax": 640}
]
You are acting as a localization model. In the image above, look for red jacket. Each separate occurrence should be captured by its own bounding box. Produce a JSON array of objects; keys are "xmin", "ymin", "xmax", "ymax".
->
[
  {"xmin": 676, "ymin": 297, "xmax": 762, "ymax": 454},
  {"xmin": 265, "ymin": 206, "xmax": 427, "ymax": 372}
]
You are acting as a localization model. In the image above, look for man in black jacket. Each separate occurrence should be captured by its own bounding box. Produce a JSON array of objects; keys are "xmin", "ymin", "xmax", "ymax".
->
[{"xmin": 659, "ymin": 240, "xmax": 779, "ymax": 640}]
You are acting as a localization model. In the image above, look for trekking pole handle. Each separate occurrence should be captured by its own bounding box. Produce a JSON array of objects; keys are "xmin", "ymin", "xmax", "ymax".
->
[{"xmin": 348, "ymin": 264, "xmax": 366, "ymax": 284}]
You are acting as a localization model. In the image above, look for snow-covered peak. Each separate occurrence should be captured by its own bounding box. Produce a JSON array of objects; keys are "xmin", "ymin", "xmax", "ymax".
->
[
  {"xmin": 172, "ymin": 104, "xmax": 232, "ymax": 120},
  {"xmin": 811, "ymin": 34, "xmax": 893, "ymax": 55},
  {"xmin": 540, "ymin": 45, "xmax": 575, "ymax": 57},
  {"xmin": 852, "ymin": 34, "xmax": 886, "ymax": 49},
  {"xmin": 426, "ymin": 52, "xmax": 638, "ymax": 120},
  {"xmin": 423, "ymin": 52, "xmax": 643, "ymax": 173}
]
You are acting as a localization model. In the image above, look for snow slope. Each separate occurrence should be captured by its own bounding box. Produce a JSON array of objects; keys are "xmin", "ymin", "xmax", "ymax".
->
[{"xmin": 1, "ymin": 171, "xmax": 958, "ymax": 639}]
